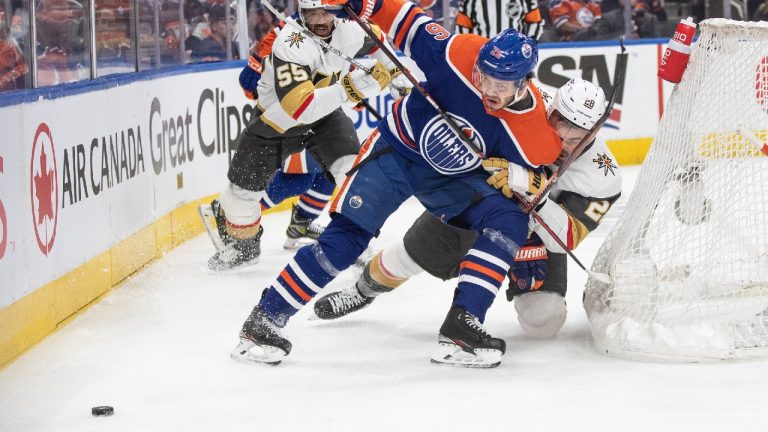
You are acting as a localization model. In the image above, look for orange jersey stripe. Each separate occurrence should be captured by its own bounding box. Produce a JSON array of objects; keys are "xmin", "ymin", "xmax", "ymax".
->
[
  {"xmin": 257, "ymin": 28, "xmax": 279, "ymax": 58},
  {"xmin": 300, "ymin": 195, "xmax": 327, "ymax": 208},
  {"xmin": 280, "ymin": 269, "xmax": 312, "ymax": 302},
  {"xmin": 371, "ymin": 0, "xmax": 420, "ymax": 35},
  {"xmin": 392, "ymin": 97, "xmax": 416, "ymax": 148},
  {"xmin": 460, "ymin": 261, "xmax": 505, "ymax": 283},
  {"xmin": 284, "ymin": 153, "xmax": 306, "ymax": 174},
  {"xmin": 394, "ymin": 7, "xmax": 420, "ymax": 48}
]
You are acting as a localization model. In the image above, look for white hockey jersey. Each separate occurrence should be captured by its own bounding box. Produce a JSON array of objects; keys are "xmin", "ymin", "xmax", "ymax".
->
[
  {"xmin": 532, "ymin": 136, "xmax": 622, "ymax": 253},
  {"xmin": 255, "ymin": 17, "xmax": 392, "ymax": 135}
]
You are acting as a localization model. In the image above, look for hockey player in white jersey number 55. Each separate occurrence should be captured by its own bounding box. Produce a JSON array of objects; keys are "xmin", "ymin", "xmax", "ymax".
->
[
  {"xmin": 206, "ymin": 0, "xmax": 402, "ymax": 271},
  {"xmin": 314, "ymin": 79, "xmax": 622, "ymax": 344}
]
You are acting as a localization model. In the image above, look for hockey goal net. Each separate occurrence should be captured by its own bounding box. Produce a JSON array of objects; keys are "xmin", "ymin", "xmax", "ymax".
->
[{"xmin": 584, "ymin": 19, "xmax": 768, "ymax": 361}]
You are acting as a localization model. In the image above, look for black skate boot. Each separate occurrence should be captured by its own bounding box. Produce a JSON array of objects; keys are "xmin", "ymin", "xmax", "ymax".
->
[
  {"xmin": 198, "ymin": 199, "xmax": 233, "ymax": 251},
  {"xmin": 313, "ymin": 264, "xmax": 393, "ymax": 320},
  {"xmin": 208, "ymin": 226, "xmax": 263, "ymax": 271},
  {"xmin": 284, "ymin": 205, "xmax": 325, "ymax": 249},
  {"xmin": 431, "ymin": 305, "xmax": 506, "ymax": 368},
  {"xmin": 230, "ymin": 305, "xmax": 292, "ymax": 365}
]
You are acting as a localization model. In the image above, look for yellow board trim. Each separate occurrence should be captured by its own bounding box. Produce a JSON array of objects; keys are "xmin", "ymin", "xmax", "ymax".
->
[
  {"xmin": 605, "ymin": 137, "xmax": 653, "ymax": 166},
  {"xmin": 0, "ymin": 195, "xmax": 296, "ymax": 369}
]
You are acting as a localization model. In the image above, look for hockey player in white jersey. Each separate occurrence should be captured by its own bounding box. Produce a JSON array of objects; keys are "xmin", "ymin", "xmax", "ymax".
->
[
  {"xmin": 208, "ymin": 0, "xmax": 402, "ymax": 271},
  {"xmin": 313, "ymin": 78, "xmax": 622, "ymax": 344}
]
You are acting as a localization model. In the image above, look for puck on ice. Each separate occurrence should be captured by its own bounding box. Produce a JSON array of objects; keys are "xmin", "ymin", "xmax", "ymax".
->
[{"xmin": 92, "ymin": 406, "xmax": 114, "ymax": 417}]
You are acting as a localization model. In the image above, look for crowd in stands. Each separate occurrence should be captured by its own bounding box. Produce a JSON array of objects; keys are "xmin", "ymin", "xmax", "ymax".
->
[{"xmin": 1, "ymin": 0, "xmax": 766, "ymax": 94}]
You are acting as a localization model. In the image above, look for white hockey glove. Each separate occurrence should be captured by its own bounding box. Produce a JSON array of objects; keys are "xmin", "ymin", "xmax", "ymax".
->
[
  {"xmin": 341, "ymin": 60, "xmax": 391, "ymax": 104},
  {"xmin": 388, "ymin": 67, "xmax": 413, "ymax": 99},
  {"xmin": 482, "ymin": 158, "xmax": 549, "ymax": 200}
]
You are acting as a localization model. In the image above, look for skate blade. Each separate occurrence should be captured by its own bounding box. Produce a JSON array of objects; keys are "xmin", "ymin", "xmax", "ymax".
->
[
  {"xmin": 430, "ymin": 341, "xmax": 502, "ymax": 369},
  {"xmin": 208, "ymin": 257, "xmax": 260, "ymax": 273},
  {"xmin": 230, "ymin": 339, "xmax": 286, "ymax": 365},
  {"xmin": 283, "ymin": 237, "xmax": 318, "ymax": 250},
  {"xmin": 199, "ymin": 204, "xmax": 226, "ymax": 252}
]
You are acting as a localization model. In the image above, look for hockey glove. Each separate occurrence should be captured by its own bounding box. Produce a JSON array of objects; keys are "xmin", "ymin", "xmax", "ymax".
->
[
  {"xmin": 389, "ymin": 67, "xmax": 413, "ymax": 99},
  {"xmin": 239, "ymin": 53, "xmax": 263, "ymax": 100},
  {"xmin": 482, "ymin": 158, "xmax": 549, "ymax": 199},
  {"xmin": 507, "ymin": 233, "xmax": 548, "ymax": 297},
  {"xmin": 341, "ymin": 61, "xmax": 391, "ymax": 104}
]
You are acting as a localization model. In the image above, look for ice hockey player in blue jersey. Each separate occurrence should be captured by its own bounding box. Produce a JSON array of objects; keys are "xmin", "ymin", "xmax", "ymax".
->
[
  {"xmin": 313, "ymin": 79, "xmax": 622, "ymax": 342},
  {"xmin": 230, "ymin": 0, "xmax": 562, "ymax": 368}
]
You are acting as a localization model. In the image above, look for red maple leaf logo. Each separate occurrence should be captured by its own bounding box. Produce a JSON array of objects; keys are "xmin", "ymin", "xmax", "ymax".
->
[{"xmin": 34, "ymin": 148, "xmax": 55, "ymax": 224}]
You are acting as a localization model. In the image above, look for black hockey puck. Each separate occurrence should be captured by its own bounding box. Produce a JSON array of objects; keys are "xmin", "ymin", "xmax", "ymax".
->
[{"xmin": 92, "ymin": 406, "xmax": 114, "ymax": 417}]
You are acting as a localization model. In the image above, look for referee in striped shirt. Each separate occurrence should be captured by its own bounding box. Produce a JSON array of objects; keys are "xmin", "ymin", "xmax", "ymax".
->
[{"xmin": 454, "ymin": 0, "xmax": 544, "ymax": 41}]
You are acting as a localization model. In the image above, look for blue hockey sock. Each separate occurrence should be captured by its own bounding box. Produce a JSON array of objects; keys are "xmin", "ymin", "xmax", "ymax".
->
[{"xmin": 453, "ymin": 233, "xmax": 514, "ymax": 322}]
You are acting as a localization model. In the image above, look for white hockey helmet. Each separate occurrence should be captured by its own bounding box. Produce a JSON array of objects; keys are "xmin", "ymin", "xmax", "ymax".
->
[
  {"xmin": 547, "ymin": 77, "xmax": 606, "ymax": 130},
  {"xmin": 298, "ymin": 0, "xmax": 341, "ymax": 37}
]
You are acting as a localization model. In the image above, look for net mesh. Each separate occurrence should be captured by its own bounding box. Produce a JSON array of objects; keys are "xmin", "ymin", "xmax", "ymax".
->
[{"xmin": 584, "ymin": 19, "xmax": 768, "ymax": 361}]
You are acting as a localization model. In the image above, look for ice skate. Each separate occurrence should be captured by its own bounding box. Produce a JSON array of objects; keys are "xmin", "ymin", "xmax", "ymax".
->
[
  {"xmin": 208, "ymin": 226, "xmax": 263, "ymax": 271},
  {"xmin": 230, "ymin": 305, "xmax": 292, "ymax": 365},
  {"xmin": 313, "ymin": 284, "xmax": 375, "ymax": 320},
  {"xmin": 430, "ymin": 306, "xmax": 506, "ymax": 368},
  {"xmin": 199, "ymin": 199, "xmax": 232, "ymax": 251},
  {"xmin": 283, "ymin": 205, "xmax": 325, "ymax": 249}
]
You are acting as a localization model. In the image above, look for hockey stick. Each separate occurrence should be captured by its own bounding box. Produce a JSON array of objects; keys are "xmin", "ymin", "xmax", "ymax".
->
[
  {"xmin": 361, "ymin": 99, "xmax": 383, "ymax": 120},
  {"xmin": 523, "ymin": 37, "xmax": 627, "ymax": 214},
  {"xmin": 343, "ymin": 4, "xmax": 615, "ymax": 282},
  {"xmin": 514, "ymin": 191, "xmax": 612, "ymax": 283}
]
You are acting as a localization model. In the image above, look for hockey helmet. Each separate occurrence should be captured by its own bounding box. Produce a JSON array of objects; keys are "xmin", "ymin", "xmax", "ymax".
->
[
  {"xmin": 476, "ymin": 29, "xmax": 538, "ymax": 82},
  {"xmin": 548, "ymin": 77, "xmax": 606, "ymax": 130},
  {"xmin": 548, "ymin": 78, "xmax": 607, "ymax": 164},
  {"xmin": 298, "ymin": 0, "xmax": 341, "ymax": 38}
]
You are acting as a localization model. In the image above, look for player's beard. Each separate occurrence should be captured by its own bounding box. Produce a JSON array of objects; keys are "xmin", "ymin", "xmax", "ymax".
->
[{"xmin": 309, "ymin": 23, "xmax": 333, "ymax": 38}]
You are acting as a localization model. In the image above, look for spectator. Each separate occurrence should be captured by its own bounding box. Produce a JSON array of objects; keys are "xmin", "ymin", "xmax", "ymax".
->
[
  {"xmin": 0, "ymin": 8, "xmax": 28, "ymax": 91},
  {"xmin": 36, "ymin": 0, "xmax": 87, "ymax": 85},
  {"xmin": 594, "ymin": 0, "xmax": 658, "ymax": 40},
  {"xmin": 247, "ymin": 3, "xmax": 278, "ymax": 51},
  {"xmin": 190, "ymin": 4, "xmax": 238, "ymax": 61},
  {"xmin": 184, "ymin": 0, "xmax": 208, "ymax": 55},
  {"xmin": 635, "ymin": 0, "xmax": 666, "ymax": 22},
  {"xmin": 548, "ymin": 0, "xmax": 602, "ymax": 41},
  {"xmin": 752, "ymin": 0, "xmax": 768, "ymax": 20}
]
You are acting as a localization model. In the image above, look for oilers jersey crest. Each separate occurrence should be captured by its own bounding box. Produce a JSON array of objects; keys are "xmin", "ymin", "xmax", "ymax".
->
[{"xmin": 419, "ymin": 113, "xmax": 486, "ymax": 174}]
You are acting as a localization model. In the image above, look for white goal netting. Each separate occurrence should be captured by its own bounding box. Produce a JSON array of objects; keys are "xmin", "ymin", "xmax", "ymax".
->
[{"xmin": 584, "ymin": 19, "xmax": 768, "ymax": 361}]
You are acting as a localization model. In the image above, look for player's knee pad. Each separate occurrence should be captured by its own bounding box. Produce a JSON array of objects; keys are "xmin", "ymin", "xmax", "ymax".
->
[
  {"xmin": 514, "ymin": 291, "xmax": 567, "ymax": 339},
  {"xmin": 379, "ymin": 240, "xmax": 424, "ymax": 280},
  {"xmin": 328, "ymin": 154, "xmax": 356, "ymax": 184},
  {"xmin": 219, "ymin": 183, "xmax": 264, "ymax": 226}
]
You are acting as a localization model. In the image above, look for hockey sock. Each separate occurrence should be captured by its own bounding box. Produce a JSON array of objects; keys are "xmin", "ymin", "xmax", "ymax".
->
[
  {"xmin": 259, "ymin": 214, "xmax": 374, "ymax": 325},
  {"xmin": 453, "ymin": 234, "xmax": 513, "ymax": 322},
  {"xmin": 296, "ymin": 174, "xmax": 335, "ymax": 220},
  {"xmin": 262, "ymin": 170, "xmax": 314, "ymax": 209}
]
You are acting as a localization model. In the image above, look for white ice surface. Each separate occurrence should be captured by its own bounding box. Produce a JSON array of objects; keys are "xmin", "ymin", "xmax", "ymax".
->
[{"xmin": 1, "ymin": 166, "xmax": 767, "ymax": 432}]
